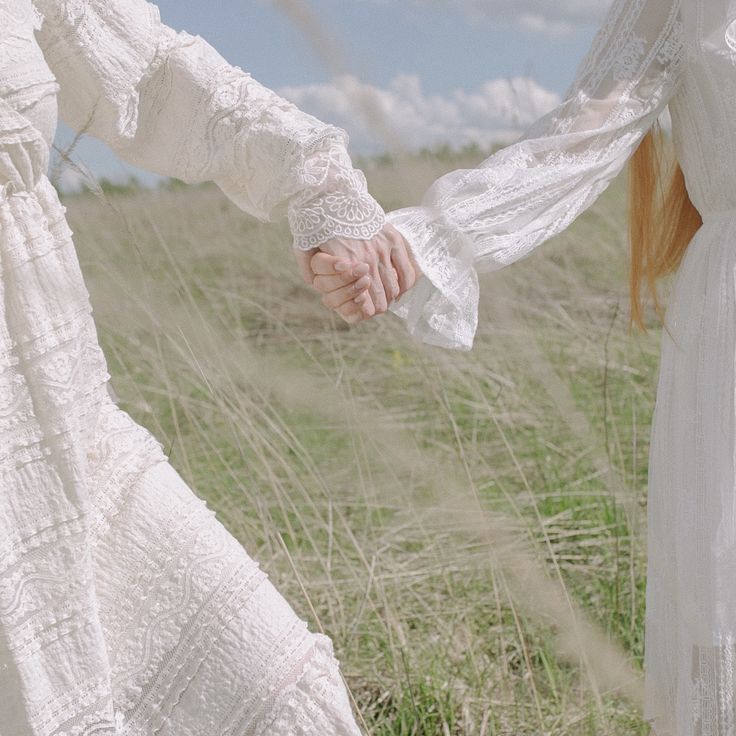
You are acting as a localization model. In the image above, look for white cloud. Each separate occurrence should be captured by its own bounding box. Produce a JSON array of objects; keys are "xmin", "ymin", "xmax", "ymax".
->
[
  {"xmin": 278, "ymin": 74, "xmax": 560, "ymax": 154},
  {"xmin": 516, "ymin": 13, "xmax": 578, "ymax": 39},
  {"xmin": 401, "ymin": 0, "xmax": 613, "ymax": 39}
]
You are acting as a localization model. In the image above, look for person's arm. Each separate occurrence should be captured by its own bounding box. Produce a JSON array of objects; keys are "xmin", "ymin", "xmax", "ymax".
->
[
  {"xmin": 33, "ymin": 0, "xmax": 385, "ymax": 251},
  {"xmin": 384, "ymin": 0, "xmax": 685, "ymax": 351}
]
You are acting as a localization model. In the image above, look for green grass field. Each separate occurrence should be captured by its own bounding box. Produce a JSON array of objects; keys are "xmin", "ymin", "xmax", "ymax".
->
[{"xmin": 63, "ymin": 150, "xmax": 670, "ymax": 735}]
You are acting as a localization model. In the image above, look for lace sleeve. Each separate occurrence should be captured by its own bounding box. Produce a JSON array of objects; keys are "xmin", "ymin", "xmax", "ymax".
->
[
  {"xmin": 387, "ymin": 0, "xmax": 685, "ymax": 350},
  {"xmin": 287, "ymin": 139, "xmax": 386, "ymax": 250},
  {"xmin": 33, "ymin": 0, "xmax": 385, "ymax": 250}
]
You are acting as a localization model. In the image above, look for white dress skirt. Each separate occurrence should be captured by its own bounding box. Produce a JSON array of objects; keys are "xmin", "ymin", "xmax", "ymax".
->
[
  {"xmin": 0, "ymin": 0, "xmax": 385, "ymax": 733},
  {"xmin": 92, "ymin": 430, "xmax": 360, "ymax": 736},
  {"xmin": 0, "ymin": 172, "xmax": 365, "ymax": 736},
  {"xmin": 645, "ymin": 212, "xmax": 736, "ymax": 736}
]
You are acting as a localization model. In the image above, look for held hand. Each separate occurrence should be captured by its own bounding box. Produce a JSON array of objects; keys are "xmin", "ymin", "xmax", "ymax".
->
[
  {"xmin": 310, "ymin": 253, "xmax": 376, "ymax": 324},
  {"xmin": 325, "ymin": 225, "xmax": 417, "ymax": 317},
  {"xmin": 293, "ymin": 248, "xmax": 374, "ymax": 322},
  {"xmin": 312, "ymin": 224, "xmax": 417, "ymax": 323},
  {"xmin": 293, "ymin": 224, "xmax": 417, "ymax": 324}
]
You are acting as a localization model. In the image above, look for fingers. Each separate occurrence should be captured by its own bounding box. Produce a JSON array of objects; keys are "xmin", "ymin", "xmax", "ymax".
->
[
  {"xmin": 311, "ymin": 252, "xmax": 368, "ymax": 277},
  {"xmin": 353, "ymin": 288, "xmax": 376, "ymax": 318},
  {"xmin": 294, "ymin": 248, "xmax": 319, "ymax": 285},
  {"xmin": 309, "ymin": 235, "xmax": 412, "ymax": 320},
  {"xmin": 314, "ymin": 252, "xmax": 391, "ymax": 316},
  {"xmin": 312, "ymin": 267, "xmax": 370, "ymax": 293},
  {"xmin": 321, "ymin": 275, "xmax": 372, "ymax": 310},
  {"xmin": 378, "ymin": 252, "xmax": 400, "ymax": 302},
  {"xmin": 389, "ymin": 239, "xmax": 416, "ymax": 296},
  {"xmin": 303, "ymin": 228, "xmax": 420, "ymax": 328},
  {"xmin": 321, "ymin": 243, "xmax": 385, "ymax": 315},
  {"xmin": 364, "ymin": 249, "xmax": 389, "ymax": 315},
  {"xmin": 387, "ymin": 226, "xmax": 417, "ymax": 296},
  {"xmin": 367, "ymin": 266, "xmax": 388, "ymax": 314},
  {"xmin": 336, "ymin": 298, "xmax": 371, "ymax": 324},
  {"xmin": 309, "ymin": 249, "xmax": 378, "ymax": 317}
]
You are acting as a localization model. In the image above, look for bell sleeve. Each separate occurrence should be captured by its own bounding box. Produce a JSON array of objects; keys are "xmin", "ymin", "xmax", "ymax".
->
[{"xmin": 386, "ymin": 0, "xmax": 685, "ymax": 350}]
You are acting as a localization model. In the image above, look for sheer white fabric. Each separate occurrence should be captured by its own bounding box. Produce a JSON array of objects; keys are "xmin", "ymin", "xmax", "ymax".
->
[
  {"xmin": 387, "ymin": 0, "xmax": 683, "ymax": 351},
  {"xmin": 390, "ymin": 1, "xmax": 736, "ymax": 734},
  {"xmin": 0, "ymin": 0, "xmax": 373, "ymax": 733}
]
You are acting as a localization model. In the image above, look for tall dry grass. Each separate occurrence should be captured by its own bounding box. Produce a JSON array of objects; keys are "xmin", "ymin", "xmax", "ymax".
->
[{"xmin": 60, "ymin": 146, "xmax": 670, "ymax": 734}]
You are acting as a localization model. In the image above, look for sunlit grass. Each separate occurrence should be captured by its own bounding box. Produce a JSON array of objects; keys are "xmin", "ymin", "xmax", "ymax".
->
[{"xmin": 64, "ymin": 150, "xmax": 670, "ymax": 735}]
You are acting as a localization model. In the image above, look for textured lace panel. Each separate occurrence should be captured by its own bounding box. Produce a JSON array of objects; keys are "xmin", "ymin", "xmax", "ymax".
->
[
  {"xmin": 89, "ymin": 460, "xmax": 362, "ymax": 736},
  {"xmin": 0, "ymin": 0, "xmax": 57, "ymax": 100},
  {"xmin": 33, "ymin": 0, "xmax": 383, "ymax": 248},
  {"xmin": 691, "ymin": 643, "xmax": 736, "ymax": 736},
  {"xmin": 0, "ymin": 95, "xmax": 50, "ymax": 196},
  {"xmin": 387, "ymin": 0, "xmax": 684, "ymax": 350},
  {"xmin": 647, "ymin": 641, "xmax": 736, "ymax": 736},
  {"xmin": 288, "ymin": 140, "xmax": 385, "ymax": 250},
  {"xmin": 667, "ymin": 4, "xmax": 736, "ymax": 219},
  {"xmin": 0, "ymin": 85, "xmax": 166, "ymax": 733},
  {"xmin": 0, "ymin": 178, "xmax": 108, "ymax": 544},
  {"xmin": 248, "ymin": 634, "xmax": 362, "ymax": 736}
]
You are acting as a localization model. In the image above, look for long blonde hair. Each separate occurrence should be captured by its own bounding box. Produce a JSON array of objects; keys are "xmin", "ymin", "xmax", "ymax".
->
[{"xmin": 628, "ymin": 121, "xmax": 702, "ymax": 332}]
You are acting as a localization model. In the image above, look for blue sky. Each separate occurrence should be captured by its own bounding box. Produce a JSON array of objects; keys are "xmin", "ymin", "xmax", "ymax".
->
[
  {"xmin": 154, "ymin": 0, "xmax": 597, "ymax": 94},
  {"xmin": 53, "ymin": 0, "xmax": 611, "ymax": 188}
]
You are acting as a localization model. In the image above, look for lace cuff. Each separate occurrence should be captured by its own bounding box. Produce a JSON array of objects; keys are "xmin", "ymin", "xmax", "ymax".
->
[
  {"xmin": 287, "ymin": 142, "xmax": 385, "ymax": 251},
  {"xmin": 386, "ymin": 206, "xmax": 480, "ymax": 352}
]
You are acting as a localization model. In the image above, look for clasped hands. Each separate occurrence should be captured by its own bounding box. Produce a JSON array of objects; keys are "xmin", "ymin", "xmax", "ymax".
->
[{"xmin": 294, "ymin": 224, "xmax": 418, "ymax": 323}]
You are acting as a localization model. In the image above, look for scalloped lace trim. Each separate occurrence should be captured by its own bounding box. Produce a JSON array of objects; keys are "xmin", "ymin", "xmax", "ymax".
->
[{"xmin": 288, "ymin": 141, "xmax": 385, "ymax": 250}]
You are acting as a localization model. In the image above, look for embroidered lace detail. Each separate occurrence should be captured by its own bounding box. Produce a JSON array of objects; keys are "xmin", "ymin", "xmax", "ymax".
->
[
  {"xmin": 612, "ymin": 34, "xmax": 648, "ymax": 80},
  {"xmin": 657, "ymin": 19, "xmax": 684, "ymax": 65},
  {"xmin": 288, "ymin": 142, "xmax": 385, "ymax": 250}
]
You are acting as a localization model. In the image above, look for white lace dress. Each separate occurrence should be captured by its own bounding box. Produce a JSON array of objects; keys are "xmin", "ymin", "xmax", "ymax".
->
[
  {"xmin": 0, "ymin": 1, "xmax": 384, "ymax": 734},
  {"xmin": 387, "ymin": 0, "xmax": 736, "ymax": 733}
]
